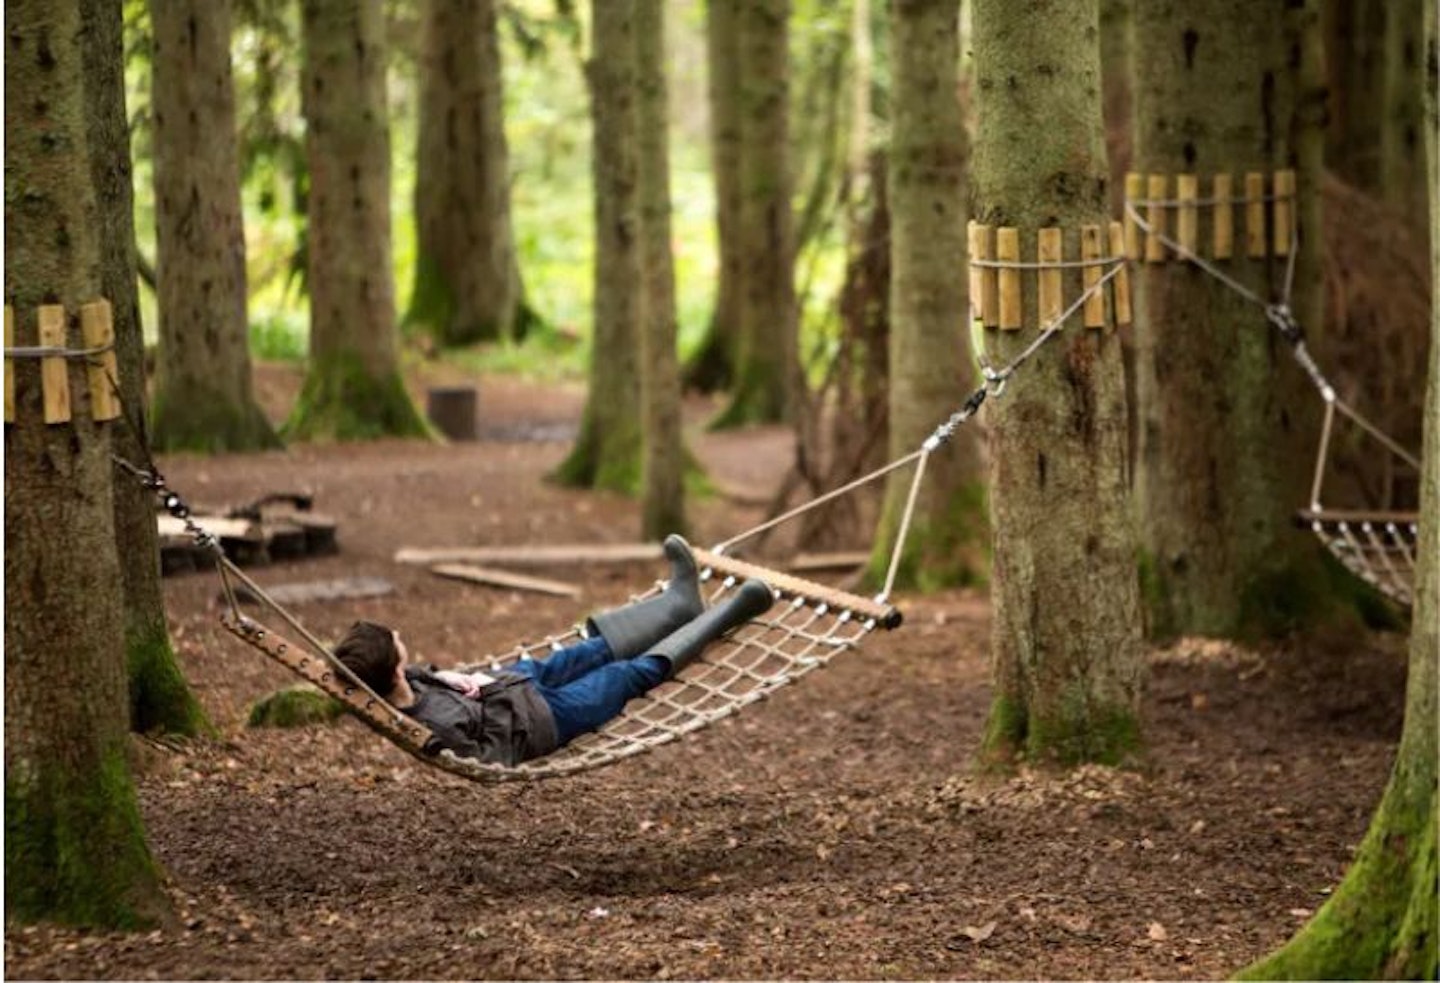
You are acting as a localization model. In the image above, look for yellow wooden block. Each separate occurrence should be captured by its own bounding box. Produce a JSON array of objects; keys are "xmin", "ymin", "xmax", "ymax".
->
[
  {"xmin": 80, "ymin": 300, "xmax": 121, "ymax": 422},
  {"xmin": 1245, "ymin": 171, "xmax": 1267, "ymax": 258},
  {"xmin": 1037, "ymin": 227, "xmax": 1063, "ymax": 328},
  {"xmin": 4, "ymin": 306, "xmax": 14, "ymax": 423},
  {"xmin": 996, "ymin": 227, "xmax": 1021, "ymax": 330},
  {"xmin": 38, "ymin": 305, "xmax": 70, "ymax": 424},
  {"xmin": 1176, "ymin": 174, "xmax": 1198, "ymax": 255},
  {"xmin": 1109, "ymin": 222, "xmax": 1132, "ymax": 326},
  {"xmin": 973, "ymin": 223, "xmax": 998, "ymax": 328},
  {"xmin": 1123, "ymin": 172, "xmax": 1145, "ymax": 260},
  {"xmin": 1145, "ymin": 174, "xmax": 1168, "ymax": 262},
  {"xmin": 1211, "ymin": 173, "xmax": 1234, "ymax": 259},
  {"xmin": 1273, "ymin": 168, "xmax": 1295, "ymax": 256},
  {"xmin": 1081, "ymin": 225, "xmax": 1105, "ymax": 328}
]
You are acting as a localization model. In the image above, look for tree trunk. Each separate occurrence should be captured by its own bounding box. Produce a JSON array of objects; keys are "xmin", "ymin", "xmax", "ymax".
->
[
  {"xmin": 712, "ymin": 0, "xmax": 798, "ymax": 429},
  {"xmin": 1131, "ymin": 0, "xmax": 1345, "ymax": 639},
  {"xmin": 1100, "ymin": 0, "xmax": 1132, "ymax": 208},
  {"xmin": 683, "ymin": 0, "xmax": 743, "ymax": 393},
  {"xmin": 636, "ymin": 0, "xmax": 687, "ymax": 536},
  {"xmin": 4, "ymin": 0, "xmax": 169, "ymax": 928},
  {"xmin": 872, "ymin": 0, "xmax": 987, "ymax": 590},
  {"xmin": 1242, "ymin": 15, "xmax": 1438, "ymax": 971},
  {"xmin": 406, "ymin": 0, "xmax": 533, "ymax": 347},
  {"xmin": 972, "ymin": 0, "xmax": 1144, "ymax": 765},
  {"xmin": 148, "ymin": 0, "xmax": 279, "ymax": 452},
  {"xmin": 1379, "ymin": 0, "xmax": 1428, "ymax": 235},
  {"xmin": 84, "ymin": 0, "xmax": 210, "ymax": 736},
  {"xmin": 553, "ymin": 0, "xmax": 644, "ymax": 492},
  {"xmin": 1323, "ymin": 0, "xmax": 1387, "ymax": 191},
  {"xmin": 289, "ymin": 0, "xmax": 428, "ymax": 441}
]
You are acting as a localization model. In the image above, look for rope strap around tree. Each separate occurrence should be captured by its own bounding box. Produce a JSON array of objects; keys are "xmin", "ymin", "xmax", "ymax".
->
[{"xmin": 1122, "ymin": 194, "xmax": 1422, "ymax": 608}]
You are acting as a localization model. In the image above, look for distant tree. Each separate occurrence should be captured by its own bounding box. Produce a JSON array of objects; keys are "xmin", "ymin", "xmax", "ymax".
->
[
  {"xmin": 972, "ymin": 0, "xmax": 1144, "ymax": 765},
  {"xmin": 871, "ymin": 0, "xmax": 986, "ymax": 590},
  {"xmin": 554, "ymin": 0, "xmax": 644, "ymax": 490},
  {"xmin": 86, "ymin": 0, "xmax": 210, "ymax": 735},
  {"xmin": 711, "ymin": 0, "xmax": 798, "ymax": 428},
  {"xmin": 148, "ymin": 0, "xmax": 279, "ymax": 452},
  {"xmin": 5, "ymin": 0, "xmax": 169, "ymax": 927},
  {"xmin": 1131, "ymin": 0, "xmax": 1344, "ymax": 639},
  {"xmin": 288, "ymin": 0, "xmax": 428, "ymax": 441},
  {"xmin": 1242, "ymin": 16, "xmax": 1438, "ymax": 972},
  {"xmin": 407, "ymin": 0, "xmax": 536, "ymax": 347},
  {"xmin": 683, "ymin": 0, "xmax": 743, "ymax": 393},
  {"xmin": 636, "ymin": 0, "xmax": 687, "ymax": 536},
  {"xmin": 1323, "ymin": 0, "xmax": 1387, "ymax": 190},
  {"xmin": 1380, "ymin": 0, "xmax": 1428, "ymax": 233}
]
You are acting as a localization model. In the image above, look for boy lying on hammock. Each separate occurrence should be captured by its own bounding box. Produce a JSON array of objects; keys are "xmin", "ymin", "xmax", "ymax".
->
[{"xmin": 335, "ymin": 536, "xmax": 774, "ymax": 766}]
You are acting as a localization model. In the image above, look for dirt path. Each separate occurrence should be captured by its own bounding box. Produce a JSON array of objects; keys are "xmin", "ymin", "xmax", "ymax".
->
[{"xmin": 4, "ymin": 369, "xmax": 1407, "ymax": 980}]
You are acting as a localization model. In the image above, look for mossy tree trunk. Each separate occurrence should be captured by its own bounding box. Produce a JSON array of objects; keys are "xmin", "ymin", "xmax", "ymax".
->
[
  {"xmin": 1132, "ymin": 0, "xmax": 1342, "ymax": 640},
  {"xmin": 4, "ymin": 0, "xmax": 169, "ymax": 928},
  {"xmin": 1379, "ymin": 0, "xmax": 1428, "ymax": 236},
  {"xmin": 871, "ymin": 0, "xmax": 987, "ymax": 591},
  {"xmin": 554, "ymin": 0, "xmax": 644, "ymax": 492},
  {"xmin": 149, "ymin": 0, "xmax": 279, "ymax": 453},
  {"xmin": 289, "ymin": 0, "xmax": 428, "ymax": 442},
  {"xmin": 684, "ymin": 0, "xmax": 743, "ymax": 393},
  {"xmin": 406, "ymin": 0, "xmax": 533, "ymax": 347},
  {"xmin": 1322, "ymin": 0, "xmax": 1387, "ymax": 191},
  {"xmin": 636, "ymin": 0, "xmax": 688, "ymax": 536},
  {"xmin": 1242, "ymin": 20, "xmax": 1438, "ymax": 971},
  {"xmin": 972, "ymin": 0, "xmax": 1144, "ymax": 766},
  {"xmin": 712, "ymin": 0, "xmax": 798, "ymax": 429},
  {"xmin": 85, "ymin": 0, "xmax": 210, "ymax": 736}
]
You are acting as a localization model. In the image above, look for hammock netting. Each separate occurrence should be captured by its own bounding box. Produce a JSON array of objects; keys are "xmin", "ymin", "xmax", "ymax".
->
[{"xmin": 222, "ymin": 546, "xmax": 900, "ymax": 783}]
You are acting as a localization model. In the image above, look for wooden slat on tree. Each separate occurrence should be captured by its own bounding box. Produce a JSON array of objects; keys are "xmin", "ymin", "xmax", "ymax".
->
[
  {"xmin": 1212, "ymin": 173, "xmax": 1234, "ymax": 259},
  {"xmin": 1037, "ymin": 227, "xmax": 1063, "ymax": 327},
  {"xmin": 38, "ymin": 305, "xmax": 70, "ymax": 424},
  {"xmin": 974, "ymin": 222, "xmax": 999, "ymax": 328},
  {"xmin": 1175, "ymin": 174, "xmax": 1199, "ymax": 254},
  {"xmin": 996, "ymin": 227, "xmax": 1022, "ymax": 329},
  {"xmin": 1145, "ymin": 174, "xmax": 1167, "ymax": 262},
  {"xmin": 396, "ymin": 543, "xmax": 663, "ymax": 566},
  {"xmin": 1081, "ymin": 225, "xmax": 1104, "ymax": 328},
  {"xmin": 1123, "ymin": 172, "xmax": 1145, "ymax": 260},
  {"xmin": 1245, "ymin": 171, "xmax": 1267, "ymax": 258},
  {"xmin": 4, "ymin": 306, "xmax": 14, "ymax": 423},
  {"xmin": 1273, "ymin": 168, "xmax": 1295, "ymax": 256},
  {"xmin": 79, "ymin": 300, "xmax": 120, "ymax": 421},
  {"xmin": 430, "ymin": 563, "xmax": 582, "ymax": 599},
  {"xmin": 1108, "ymin": 222, "xmax": 1132, "ymax": 325}
]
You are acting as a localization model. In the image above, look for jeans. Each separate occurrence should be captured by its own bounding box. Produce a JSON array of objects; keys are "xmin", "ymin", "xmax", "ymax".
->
[{"xmin": 509, "ymin": 637, "xmax": 668, "ymax": 746}]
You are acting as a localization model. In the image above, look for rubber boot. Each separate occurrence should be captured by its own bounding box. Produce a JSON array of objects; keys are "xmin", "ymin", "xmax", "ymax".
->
[
  {"xmin": 646, "ymin": 579, "xmax": 775, "ymax": 678},
  {"xmin": 585, "ymin": 535, "xmax": 705, "ymax": 659}
]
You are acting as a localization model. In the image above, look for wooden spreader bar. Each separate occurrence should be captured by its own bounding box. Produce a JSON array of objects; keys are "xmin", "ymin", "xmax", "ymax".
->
[
  {"xmin": 967, "ymin": 221, "xmax": 1132, "ymax": 334},
  {"xmin": 1295, "ymin": 509, "xmax": 1420, "ymax": 532},
  {"xmin": 691, "ymin": 547, "xmax": 903, "ymax": 629},
  {"xmin": 1123, "ymin": 169, "xmax": 1296, "ymax": 264}
]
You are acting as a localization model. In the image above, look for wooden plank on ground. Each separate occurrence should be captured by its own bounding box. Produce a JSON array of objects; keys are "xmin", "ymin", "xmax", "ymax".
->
[
  {"xmin": 789, "ymin": 551, "xmax": 870, "ymax": 572},
  {"xmin": 233, "ymin": 576, "xmax": 395, "ymax": 607},
  {"xmin": 396, "ymin": 543, "xmax": 662, "ymax": 566},
  {"xmin": 157, "ymin": 514, "xmax": 261, "ymax": 544},
  {"xmin": 430, "ymin": 563, "xmax": 582, "ymax": 599}
]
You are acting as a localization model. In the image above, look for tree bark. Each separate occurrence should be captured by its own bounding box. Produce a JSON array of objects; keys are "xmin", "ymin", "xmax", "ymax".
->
[
  {"xmin": 406, "ymin": 0, "xmax": 533, "ymax": 347},
  {"xmin": 1242, "ymin": 15, "xmax": 1438, "ymax": 972},
  {"xmin": 1100, "ymin": 0, "xmax": 1132, "ymax": 208},
  {"xmin": 289, "ymin": 0, "xmax": 428, "ymax": 441},
  {"xmin": 873, "ymin": 0, "xmax": 987, "ymax": 590},
  {"xmin": 972, "ymin": 0, "xmax": 1145, "ymax": 765},
  {"xmin": 1379, "ymin": 0, "xmax": 1428, "ymax": 235},
  {"xmin": 553, "ymin": 0, "xmax": 644, "ymax": 491},
  {"xmin": 84, "ymin": 0, "xmax": 210, "ymax": 736},
  {"xmin": 1322, "ymin": 0, "xmax": 1387, "ymax": 191},
  {"xmin": 1131, "ymin": 0, "xmax": 1344, "ymax": 639},
  {"xmin": 636, "ymin": 0, "xmax": 688, "ymax": 536},
  {"xmin": 712, "ymin": 0, "xmax": 798, "ymax": 428},
  {"xmin": 4, "ymin": 0, "xmax": 169, "ymax": 927},
  {"xmin": 148, "ymin": 0, "xmax": 279, "ymax": 452},
  {"xmin": 683, "ymin": 0, "xmax": 743, "ymax": 393}
]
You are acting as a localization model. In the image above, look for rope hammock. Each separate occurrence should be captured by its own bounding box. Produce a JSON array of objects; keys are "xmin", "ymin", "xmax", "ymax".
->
[{"xmin": 1122, "ymin": 192, "xmax": 1422, "ymax": 608}]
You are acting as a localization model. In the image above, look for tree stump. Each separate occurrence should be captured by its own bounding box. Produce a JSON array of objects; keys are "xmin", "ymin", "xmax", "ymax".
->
[{"xmin": 426, "ymin": 385, "xmax": 478, "ymax": 441}]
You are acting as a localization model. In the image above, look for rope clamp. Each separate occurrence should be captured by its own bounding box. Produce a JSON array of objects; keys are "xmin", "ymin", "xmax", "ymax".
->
[{"xmin": 1265, "ymin": 304, "xmax": 1303, "ymax": 345}]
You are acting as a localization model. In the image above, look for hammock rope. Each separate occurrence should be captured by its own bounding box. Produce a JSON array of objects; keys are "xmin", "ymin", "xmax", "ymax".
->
[{"xmin": 1122, "ymin": 197, "xmax": 1421, "ymax": 607}]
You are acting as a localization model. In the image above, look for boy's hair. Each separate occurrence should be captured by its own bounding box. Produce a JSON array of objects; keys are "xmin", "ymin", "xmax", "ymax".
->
[{"xmin": 334, "ymin": 621, "xmax": 400, "ymax": 697}]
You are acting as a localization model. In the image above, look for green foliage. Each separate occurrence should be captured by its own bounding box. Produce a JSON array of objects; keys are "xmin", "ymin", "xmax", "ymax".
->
[
  {"xmin": 247, "ymin": 685, "xmax": 345, "ymax": 729},
  {"xmin": 249, "ymin": 311, "xmax": 308, "ymax": 363},
  {"xmin": 6, "ymin": 743, "xmax": 164, "ymax": 929}
]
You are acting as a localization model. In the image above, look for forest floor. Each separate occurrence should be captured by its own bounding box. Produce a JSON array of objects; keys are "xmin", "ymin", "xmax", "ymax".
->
[{"xmin": 4, "ymin": 365, "xmax": 1410, "ymax": 980}]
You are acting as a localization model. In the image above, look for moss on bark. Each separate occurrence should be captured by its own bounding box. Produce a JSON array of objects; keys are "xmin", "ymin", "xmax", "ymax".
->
[
  {"xmin": 284, "ymin": 351, "xmax": 431, "ymax": 442},
  {"xmin": 127, "ymin": 624, "xmax": 211, "ymax": 737}
]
